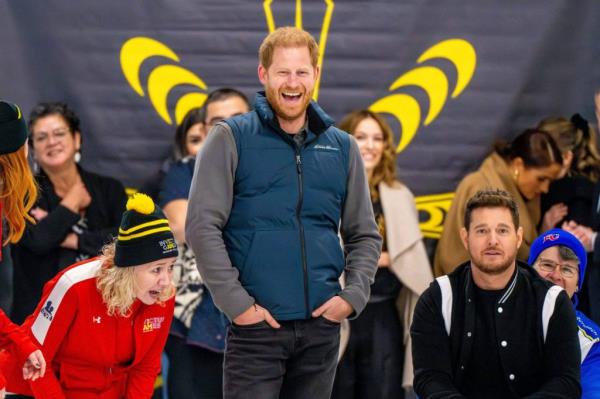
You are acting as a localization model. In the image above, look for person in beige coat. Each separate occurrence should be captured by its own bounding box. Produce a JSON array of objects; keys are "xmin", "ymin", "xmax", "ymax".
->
[
  {"xmin": 434, "ymin": 128, "xmax": 564, "ymax": 276},
  {"xmin": 332, "ymin": 110, "xmax": 433, "ymax": 399}
]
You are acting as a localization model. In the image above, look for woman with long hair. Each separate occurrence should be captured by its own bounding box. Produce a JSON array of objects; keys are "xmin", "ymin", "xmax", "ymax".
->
[
  {"xmin": 332, "ymin": 110, "xmax": 433, "ymax": 398},
  {"xmin": 434, "ymin": 128, "xmax": 564, "ymax": 276},
  {"xmin": 1, "ymin": 193, "xmax": 177, "ymax": 398},
  {"xmin": 0, "ymin": 101, "xmax": 46, "ymax": 399}
]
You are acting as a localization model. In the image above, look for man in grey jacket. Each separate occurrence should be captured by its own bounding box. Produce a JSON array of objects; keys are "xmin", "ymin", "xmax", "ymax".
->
[{"xmin": 185, "ymin": 27, "xmax": 381, "ymax": 399}]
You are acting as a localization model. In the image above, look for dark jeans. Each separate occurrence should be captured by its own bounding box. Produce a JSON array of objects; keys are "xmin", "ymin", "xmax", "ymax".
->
[
  {"xmin": 223, "ymin": 317, "xmax": 340, "ymax": 399},
  {"xmin": 165, "ymin": 335, "xmax": 224, "ymax": 399},
  {"xmin": 332, "ymin": 299, "xmax": 405, "ymax": 399}
]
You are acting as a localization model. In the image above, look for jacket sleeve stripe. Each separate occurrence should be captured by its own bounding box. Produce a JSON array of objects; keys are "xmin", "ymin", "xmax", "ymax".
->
[
  {"xmin": 436, "ymin": 275, "xmax": 453, "ymax": 335},
  {"xmin": 541, "ymin": 285, "xmax": 563, "ymax": 343},
  {"xmin": 578, "ymin": 329, "xmax": 597, "ymax": 363},
  {"xmin": 31, "ymin": 260, "xmax": 103, "ymax": 344}
]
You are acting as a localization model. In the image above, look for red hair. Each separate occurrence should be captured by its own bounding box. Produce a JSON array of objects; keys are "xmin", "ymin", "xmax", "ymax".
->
[{"xmin": 0, "ymin": 147, "xmax": 37, "ymax": 244}]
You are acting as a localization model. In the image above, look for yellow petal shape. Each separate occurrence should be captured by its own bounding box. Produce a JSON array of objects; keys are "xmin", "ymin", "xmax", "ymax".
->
[
  {"xmin": 120, "ymin": 37, "xmax": 180, "ymax": 97},
  {"xmin": 369, "ymin": 94, "xmax": 421, "ymax": 153},
  {"xmin": 389, "ymin": 66, "xmax": 449, "ymax": 126},
  {"xmin": 175, "ymin": 92, "xmax": 208, "ymax": 125},
  {"xmin": 147, "ymin": 65, "xmax": 207, "ymax": 125},
  {"xmin": 417, "ymin": 38, "xmax": 476, "ymax": 98}
]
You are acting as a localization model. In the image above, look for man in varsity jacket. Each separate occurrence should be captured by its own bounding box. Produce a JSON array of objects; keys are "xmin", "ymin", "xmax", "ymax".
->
[{"xmin": 411, "ymin": 189, "xmax": 581, "ymax": 398}]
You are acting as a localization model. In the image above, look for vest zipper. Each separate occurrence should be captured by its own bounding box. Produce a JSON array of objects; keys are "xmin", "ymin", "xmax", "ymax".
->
[{"xmin": 295, "ymin": 150, "xmax": 310, "ymax": 319}]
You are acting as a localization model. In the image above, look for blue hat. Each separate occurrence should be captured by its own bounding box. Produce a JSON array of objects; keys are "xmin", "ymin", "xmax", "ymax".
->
[{"xmin": 528, "ymin": 228, "xmax": 587, "ymax": 304}]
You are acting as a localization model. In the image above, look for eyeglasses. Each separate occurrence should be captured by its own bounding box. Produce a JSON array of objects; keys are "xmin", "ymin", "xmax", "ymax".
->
[
  {"xmin": 32, "ymin": 128, "xmax": 71, "ymax": 144},
  {"xmin": 535, "ymin": 259, "xmax": 578, "ymax": 279}
]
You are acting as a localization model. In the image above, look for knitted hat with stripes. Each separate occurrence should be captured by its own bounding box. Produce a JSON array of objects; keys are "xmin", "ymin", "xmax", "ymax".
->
[{"xmin": 115, "ymin": 193, "xmax": 178, "ymax": 267}]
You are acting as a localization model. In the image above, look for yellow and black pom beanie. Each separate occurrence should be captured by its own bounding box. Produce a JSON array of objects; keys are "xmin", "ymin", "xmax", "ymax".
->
[
  {"xmin": 0, "ymin": 100, "xmax": 28, "ymax": 155},
  {"xmin": 115, "ymin": 193, "xmax": 178, "ymax": 267}
]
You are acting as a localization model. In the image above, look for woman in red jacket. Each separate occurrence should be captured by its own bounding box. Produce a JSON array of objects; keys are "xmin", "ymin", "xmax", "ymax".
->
[
  {"xmin": 0, "ymin": 100, "xmax": 46, "ymax": 398},
  {"xmin": 1, "ymin": 193, "xmax": 178, "ymax": 399}
]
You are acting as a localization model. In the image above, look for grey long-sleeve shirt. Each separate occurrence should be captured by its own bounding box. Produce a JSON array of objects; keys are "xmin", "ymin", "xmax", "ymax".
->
[{"xmin": 185, "ymin": 122, "xmax": 381, "ymax": 321}]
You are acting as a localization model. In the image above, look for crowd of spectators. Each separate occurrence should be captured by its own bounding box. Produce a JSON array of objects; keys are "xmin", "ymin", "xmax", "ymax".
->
[{"xmin": 1, "ymin": 33, "xmax": 599, "ymax": 398}]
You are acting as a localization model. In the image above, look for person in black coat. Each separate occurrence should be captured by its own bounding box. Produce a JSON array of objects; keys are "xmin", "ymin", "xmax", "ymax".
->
[
  {"xmin": 11, "ymin": 102, "xmax": 127, "ymax": 324},
  {"xmin": 539, "ymin": 114, "xmax": 600, "ymax": 230},
  {"xmin": 539, "ymin": 114, "xmax": 600, "ymax": 325},
  {"xmin": 412, "ymin": 189, "xmax": 581, "ymax": 399}
]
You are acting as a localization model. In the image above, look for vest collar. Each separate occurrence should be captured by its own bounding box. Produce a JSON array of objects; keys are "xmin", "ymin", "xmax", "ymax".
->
[{"xmin": 253, "ymin": 91, "xmax": 335, "ymax": 136}]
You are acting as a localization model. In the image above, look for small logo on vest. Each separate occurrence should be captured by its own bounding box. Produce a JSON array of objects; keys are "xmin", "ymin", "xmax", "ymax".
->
[
  {"xmin": 159, "ymin": 238, "xmax": 177, "ymax": 254},
  {"xmin": 314, "ymin": 144, "xmax": 339, "ymax": 151},
  {"xmin": 41, "ymin": 301, "xmax": 55, "ymax": 321},
  {"xmin": 143, "ymin": 316, "xmax": 165, "ymax": 333},
  {"xmin": 92, "ymin": 316, "xmax": 102, "ymax": 324},
  {"xmin": 543, "ymin": 233, "xmax": 560, "ymax": 243}
]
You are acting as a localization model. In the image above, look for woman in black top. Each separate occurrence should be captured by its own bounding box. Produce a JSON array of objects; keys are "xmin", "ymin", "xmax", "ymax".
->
[
  {"xmin": 11, "ymin": 102, "xmax": 127, "ymax": 323},
  {"xmin": 539, "ymin": 114, "xmax": 600, "ymax": 227}
]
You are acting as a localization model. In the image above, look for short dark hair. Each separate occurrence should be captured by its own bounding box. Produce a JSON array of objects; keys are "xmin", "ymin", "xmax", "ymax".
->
[
  {"xmin": 174, "ymin": 108, "xmax": 204, "ymax": 160},
  {"xmin": 204, "ymin": 88, "xmax": 250, "ymax": 123},
  {"xmin": 463, "ymin": 188, "xmax": 520, "ymax": 230},
  {"xmin": 28, "ymin": 102, "xmax": 81, "ymax": 136}
]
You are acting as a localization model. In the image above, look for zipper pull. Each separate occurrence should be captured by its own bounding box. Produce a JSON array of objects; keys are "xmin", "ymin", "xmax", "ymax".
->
[{"xmin": 296, "ymin": 154, "xmax": 302, "ymax": 173}]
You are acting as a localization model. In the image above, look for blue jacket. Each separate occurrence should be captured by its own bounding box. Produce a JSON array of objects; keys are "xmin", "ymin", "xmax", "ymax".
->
[
  {"xmin": 577, "ymin": 310, "xmax": 600, "ymax": 398},
  {"xmin": 223, "ymin": 93, "xmax": 350, "ymax": 320}
]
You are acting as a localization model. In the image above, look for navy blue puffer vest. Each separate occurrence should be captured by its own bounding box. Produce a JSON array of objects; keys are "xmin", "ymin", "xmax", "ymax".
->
[{"xmin": 223, "ymin": 92, "xmax": 350, "ymax": 320}]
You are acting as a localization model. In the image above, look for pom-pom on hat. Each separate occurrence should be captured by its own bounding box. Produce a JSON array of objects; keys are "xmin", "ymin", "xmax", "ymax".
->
[
  {"xmin": 0, "ymin": 101, "xmax": 29, "ymax": 155},
  {"xmin": 115, "ymin": 193, "xmax": 178, "ymax": 267},
  {"xmin": 528, "ymin": 228, "xmax": 587, "ymax": 304}
]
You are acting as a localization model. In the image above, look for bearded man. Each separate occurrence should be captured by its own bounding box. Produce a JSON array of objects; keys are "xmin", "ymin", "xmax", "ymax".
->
[
  {"xmin": 185, "ymin": 27, "xmax": 381, "ymax": 399},
  {"xmin": 411, "ymin": 188, "xmax": 581, "ymax": 398}
]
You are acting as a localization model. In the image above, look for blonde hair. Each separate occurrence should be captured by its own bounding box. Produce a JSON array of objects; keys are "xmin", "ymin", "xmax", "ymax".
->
[
  {"xmin": 96, "ymin": 241, "xmax": 174, "ymax": 317},
  {"xmin": 339, "ymin": 110, "xmax": 398, "ymax": 201},
  {"xmin": 0, "ymin": 147, "xmax": 37, "ymax": 244},
  {"xmin": 259, "ymin": 27, "xmax": 319, "ymax": 69},
  {"xmin": 537, "ymin": 116, "xmax": 600, "ymax": 182}
]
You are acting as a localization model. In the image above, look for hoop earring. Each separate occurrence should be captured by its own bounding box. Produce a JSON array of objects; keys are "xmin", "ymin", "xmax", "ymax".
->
[{"xmin": 30, "ymin": 157, "xmax": 39, "ymax": 175}]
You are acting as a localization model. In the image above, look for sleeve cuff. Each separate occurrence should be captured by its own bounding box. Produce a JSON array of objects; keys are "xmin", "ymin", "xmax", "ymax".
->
[
  {"xmin": 217, "ymin": 289, "xmax": 255, "ymax": 321},
  {"xmin": 339, "ymin": 287, "xmax": 368, "ymax": 320}
]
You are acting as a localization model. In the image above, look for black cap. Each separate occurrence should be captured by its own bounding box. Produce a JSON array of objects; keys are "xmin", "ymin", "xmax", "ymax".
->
[
  {"xmin": 115, "ymin": 193, "xmax": 178, "ymax": 267},
  {"xmin": 0, "ymin": 101, "xmax": 28, "ymax": 155}
]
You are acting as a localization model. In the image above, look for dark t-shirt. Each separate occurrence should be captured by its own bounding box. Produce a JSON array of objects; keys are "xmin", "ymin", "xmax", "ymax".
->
[
  {"xmin": 462, "ymin": 284, "xmax": 513, "ymax": 399},
  {"xmin": 158, "ymin": 157, "xmax": 195, "ymax": 208},
  {"xmin": 369, "ymin": 194, "xmax": 402, "ymax": 302}
]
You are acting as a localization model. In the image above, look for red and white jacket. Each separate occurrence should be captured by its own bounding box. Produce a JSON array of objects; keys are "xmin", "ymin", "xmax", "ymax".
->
[
  {"xmin": 1, "ymin": 257, "xmax": 174, "ymax": 399},
  {"xmin": 0, "ymin": 309, "xmax": 38, "ymax": 390}
]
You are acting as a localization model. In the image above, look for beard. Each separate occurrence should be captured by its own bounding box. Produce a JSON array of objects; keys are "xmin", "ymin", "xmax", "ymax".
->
[
  {"xmin": 471, "ymin": 250, "xmax": 516, "ymax": 276},
  {"xmin": 265, "ymin": 85, "xmax": 313, "ymax": 122}
]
